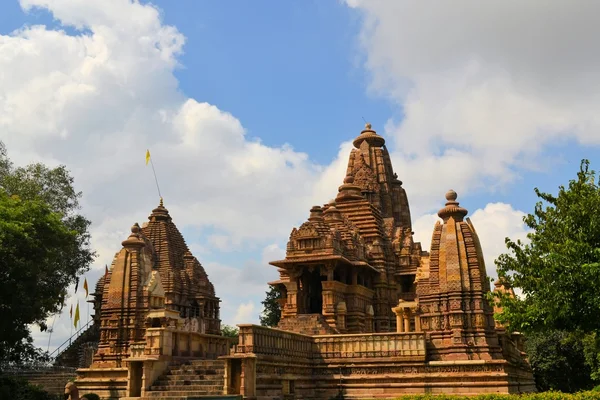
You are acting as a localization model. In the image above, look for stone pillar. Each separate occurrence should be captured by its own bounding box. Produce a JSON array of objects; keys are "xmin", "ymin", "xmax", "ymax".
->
[
  {"xmin": 283, "ymin": 281, "xmax": 298, "ymax": 317},
  {"xmin": 336, "ymin": 302, "xmax": 347, "ymax": 332},
  {"xmin": 403, "ymin": 308, "xmax": 411, "ymax": 333},
  {"xmin": 365, "ymin": 305, "xmax": 374, "ymax": 333},
  {"xmin": 393, "ymin": 307, "xmax": 405, "ymax": 333},
  {"xmin": 412, "ymin": 308, "xmax": 422, "ymax": 332}
]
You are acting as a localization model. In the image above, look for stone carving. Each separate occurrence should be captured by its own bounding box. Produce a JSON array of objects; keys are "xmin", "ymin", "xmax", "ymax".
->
[{"xmin": 64, "ymin": 382, "xmax": 79, "ymax": 400}]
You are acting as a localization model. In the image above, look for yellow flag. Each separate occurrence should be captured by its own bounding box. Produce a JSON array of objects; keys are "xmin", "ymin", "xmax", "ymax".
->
[
  {"xmin": 74, "ymin": 302, "xmax": 80, "ymax": 328},
  {"xmin": 145, "ymin": 149, "xmax": 151, "ymax": 165},
  {"xmin": 83, "ymin": 278, "xmax": 89, "ymax": 298}
]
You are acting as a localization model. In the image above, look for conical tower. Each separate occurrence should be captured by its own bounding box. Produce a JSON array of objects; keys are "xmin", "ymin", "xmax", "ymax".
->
[{"xmin": 416, "ymin": 190, "xmax": 503, "ymax": 361}]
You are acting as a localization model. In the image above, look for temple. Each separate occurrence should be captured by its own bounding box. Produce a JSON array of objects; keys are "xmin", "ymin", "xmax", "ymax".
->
[
  {"xmin": 73, "ymin": 201, "xmax": 230, "ymax": 398},
  {"xmin": 225, "ymin": 124, "xmax": 535, "ymax": 398},
  {"xmin": 65, "ymin": 124, "xmax": 534, "ymax": 399}
]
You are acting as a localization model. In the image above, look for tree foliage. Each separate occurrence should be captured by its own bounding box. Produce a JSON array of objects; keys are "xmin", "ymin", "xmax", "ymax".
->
[
  {"xmin": 0, "ymin": 142, "xmax": 95, "ymax": 363},
  {"xmin": 221, "ymin": 324, "xmax": 239, "ymax": 338},
  {"xmin": 494, "ymin": 159, "xmax": 600, "ymax": 390},
  {"xmin": 0, "ymin": 376, "xmax": 60, "ymax": 400},
  {"xmin": 259, "ymin": 285, "xmax": 281, "ymax": 327},
  {"xmin": 525, "ymin": 330, "xmax": 594, "ymax": 393},
  {"xmin": 495, "ymin": 160, "xmax": 600, "ymax": 334}
]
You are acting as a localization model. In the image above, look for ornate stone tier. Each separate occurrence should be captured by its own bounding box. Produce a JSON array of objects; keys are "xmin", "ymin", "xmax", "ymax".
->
[
  {"xmin": 234, "ymin": 324, "xmax": 425, "ymax": 362},
  {"xmin": 223, "ymin": 325, "xmax": 534, "ymax": 399}
]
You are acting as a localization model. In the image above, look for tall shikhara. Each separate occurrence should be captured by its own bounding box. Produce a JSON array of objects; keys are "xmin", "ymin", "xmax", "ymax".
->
[{"xmin": 271, "ymin": 123, "xmax": 424, "ymax": 334}]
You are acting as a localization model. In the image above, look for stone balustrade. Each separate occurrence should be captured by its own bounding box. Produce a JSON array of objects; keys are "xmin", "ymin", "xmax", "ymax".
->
[
  {"xmin": 235, "ymin": 324, "xmax": 313, "ymax": 360},
  {"xmin": 143, "ymin": 327, "xmax": 230, "ymax": 359},
  {"xmin": 234, "ymin": 324, "xmax": 426, "ymax": 362},
  {"xmin": 313, "ymin": 332, "xmax": 425, "ymax": 359}
]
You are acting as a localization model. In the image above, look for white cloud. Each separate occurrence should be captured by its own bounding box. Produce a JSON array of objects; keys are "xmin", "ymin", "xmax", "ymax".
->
[
  {"xmin": 232, "ymin": 302, "xmax": 257, "ymax": 326},
  {"xmin": 0, "ymin": 0, "xmax": 327, "ymax": 350},
  {"xmin": 346, "ymin": 0, "xmax": 600, "ymax": 213},
  {"xmin": 413, "ymin": 201, "xmax": 530, "ymax": 280}
]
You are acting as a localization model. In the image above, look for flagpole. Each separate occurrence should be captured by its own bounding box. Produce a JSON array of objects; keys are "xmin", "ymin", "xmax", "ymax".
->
[{"xmin": 147, "ymin": 150, "xmax": 162, "ymax": 200}]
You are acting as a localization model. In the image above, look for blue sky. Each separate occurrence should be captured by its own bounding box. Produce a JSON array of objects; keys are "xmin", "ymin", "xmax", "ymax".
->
[{"xmin": 1, "ymin": 0, "xmax": 600, "ymax": 352}]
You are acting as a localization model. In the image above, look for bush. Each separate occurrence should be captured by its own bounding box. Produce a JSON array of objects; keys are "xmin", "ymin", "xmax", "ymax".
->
[
  {"xmin": 0, "ymin": 375, "xmax": 60, "ymax": 400},
  {"xmin": 387, "ymin": 392, "xmax": 600, "ymax": 400},
  {"xmin": 525, "ymin": 331, "xmax": 595, "ymax": 392},
  {"xmin": 82, "ymin": 393, "xmax": 100, "ymax": 400}
]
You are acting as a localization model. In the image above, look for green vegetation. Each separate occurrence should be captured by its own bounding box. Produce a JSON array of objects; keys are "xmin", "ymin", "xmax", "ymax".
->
[
  {"xmin": 221, "ymin": 324, "xmax": 239, "ymax": 347},
  {"xmin": 259, "ymin": 284, "xmax": 281, "ymax": 327},
  {"xmin": 0, "ymin": 142, "xmax": 95, "ymax": 364},
  {"xmin": 385, "ymin": 392, "xmax": 600, "ymax": 400},
  {"xmin": 0, "ymin": 376, "xmax": 60, "ymax": 400},
  {"xmin": 494, "ymin": 160, "xmax": 600, "ymax": 391}
]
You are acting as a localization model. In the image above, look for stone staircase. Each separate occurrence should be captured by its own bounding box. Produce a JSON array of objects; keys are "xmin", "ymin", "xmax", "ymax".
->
[
  {"xmin": 54, "ymin": 322, "xmax": 99, "ymax": 368},
  {"xmin": 277, "ymin": 313, "xmax": 338, "ymax": 335},
  {"xmin": 146, "ymin": 359, "xmax": 234, "ymax": 400},
  {"xmin": 2, "ymin": 366, "xmax": 77, "ymax": 397}
]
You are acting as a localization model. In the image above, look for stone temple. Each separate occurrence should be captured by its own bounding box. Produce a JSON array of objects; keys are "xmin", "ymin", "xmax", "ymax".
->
[{"xmin": 64, "ymin": 124, "xmax": 534, "ymax": 399}]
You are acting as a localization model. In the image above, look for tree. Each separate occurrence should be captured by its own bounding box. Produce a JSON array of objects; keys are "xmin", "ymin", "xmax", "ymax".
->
[
  {"xmin": 525, "ymin": 330, "xmax": 594, "ymax": 393},
  {"xmin": 495, "ymin": 159, "xmax": 600, "ymax": 389},
  {"xmin": 221, "ymin": 324, "xmax": 239, "ymax": 347},
  {"xmin": 495, "ymin": 160, "xmax": 600, "ymax": 333},
  {"xmin": 259, "ymin": 285, "xmax": 281, "ymax": 327},
  {"xmin": 0, "ymin": 142, "xmax": 95, "ymax": 364}
]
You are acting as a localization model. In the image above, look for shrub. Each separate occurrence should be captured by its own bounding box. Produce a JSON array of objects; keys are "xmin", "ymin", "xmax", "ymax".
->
[{"xmin": 0, "ymin": 375, "xmax": 61, "ymax": 400}]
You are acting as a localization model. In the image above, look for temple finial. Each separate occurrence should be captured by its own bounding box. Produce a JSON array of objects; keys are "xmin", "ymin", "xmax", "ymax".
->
[
  {"xmin": 437, "ymin": 189, "xmax": 468, "ymax": 221},
  {"xmin": 365, "ymin": 122, "xmax": 372, "ymax": 130}
]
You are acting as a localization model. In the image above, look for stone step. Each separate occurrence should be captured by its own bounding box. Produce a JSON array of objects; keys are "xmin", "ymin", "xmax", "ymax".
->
[
  {"xmin": 141, "ymin": 396, "xmax": 240, "ymax": 400},
  {"xmin": 189, "ymin": 360, "xmax": 225, "ymax": 365},
  {"xmin": 168, "ymin": 370, "xmax": 224, "ymax": 377},
  {"xmin": 150, "ymin": 384, "xmax": 223, "ymax": 391},
  {"xmin": 152, "ymin": 381, "xmax": 223, "ymax": 388},
  {"xmin": 155, "ymin": 377, "xmax": 223, "ymax": 383},
  {"xmin": 146, "ymin": 390, "xmax": 224, "ymax": 397}
]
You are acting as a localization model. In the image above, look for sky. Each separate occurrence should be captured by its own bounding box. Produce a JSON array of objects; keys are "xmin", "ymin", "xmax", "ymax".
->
[{"xmin": 1, "ymin": 0, "xmax": 600, "ymax": 354}]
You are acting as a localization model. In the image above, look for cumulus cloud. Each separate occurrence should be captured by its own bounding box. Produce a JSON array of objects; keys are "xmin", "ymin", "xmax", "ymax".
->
[
  {"xmin": 346, "ymin": 0, "xmax": 600, "ymax": 213},
  {"xmin": 233, "ymin": 302, "xmax": 257, "ymax": 326},
  {"xmin": 0, "ymin": 0, "xmax": 330, "ymax": 349}
]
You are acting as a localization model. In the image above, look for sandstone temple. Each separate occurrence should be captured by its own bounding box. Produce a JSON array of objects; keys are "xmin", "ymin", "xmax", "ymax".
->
[{"xmin": 59, "ymin": 124, "xmax": 534, "ymax": 399}]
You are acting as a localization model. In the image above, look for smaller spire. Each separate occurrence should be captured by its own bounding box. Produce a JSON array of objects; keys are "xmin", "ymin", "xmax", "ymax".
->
[
  {"xmin": 323, "ymin": 204, "xmax": 343, "ymax": 222},
  {"xmin": 336, "ymin": 174, "xmax": 364, "ymax": 202},
  {"xmin": 308, "ymin": 205, "xmax": 324, "ymax": 222},
  {"xmin": 437, "ymin": 189, "xmax": 468, "ymax": 222},
  {"xmin": 122, "ymin": 223, "xmax": 146, "ymax": 248},
  {"xmin": 149, "ymin": 198, "xmax": 171, "ymax": 222}
]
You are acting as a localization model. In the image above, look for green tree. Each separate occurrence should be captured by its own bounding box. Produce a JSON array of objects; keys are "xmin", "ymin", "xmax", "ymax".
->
[
  {"xmin": 495, "ymin": 159, "xmax": 600, "ymax": 389},
  {"xmin": 259, "ymin": 285, "xmax": 281, "ymax": 327},
  {"xmin": 495, "ymin": 159, "xmax": 600, "ymax": 333},
  {"xmin": 525, "ymin": 330, "xmax": 594, "ymax": 393},
  {"xmin": 0, "ymin": 142, "xmax": 95, "ymax": 364},
  {"xmin": 221, "ymin": 324, "xmax": 239, "ymax": 347},
  {"xmin": 221, "ymin": 324, "xmax": 239, "ymax": 338}
]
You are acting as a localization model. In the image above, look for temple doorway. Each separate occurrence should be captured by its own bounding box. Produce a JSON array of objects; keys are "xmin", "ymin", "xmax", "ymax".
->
[
  {"xmin": 128, "ymin": 361, "xmax": 143, "ymax": 397},
  {"xmin": 305, "ymin": 269, "xmax": 323, "ymax": 314},
  {"xmin": 229, "ymin": 359, "xmax": 242, "ymax": 394}
]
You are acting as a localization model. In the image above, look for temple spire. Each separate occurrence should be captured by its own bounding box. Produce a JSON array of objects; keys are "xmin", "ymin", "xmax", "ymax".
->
[
  {"xmin": 352, "ymin": 122, "xmax": 385, "ymax": 148},
  {"xmin": 437, "ymin": 189, "xmax": 468, "ymax": 222}
]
